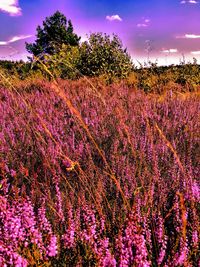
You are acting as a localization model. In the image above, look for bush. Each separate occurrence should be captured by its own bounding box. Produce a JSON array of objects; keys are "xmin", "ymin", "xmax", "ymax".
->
[
  {"xmin": 41, "ymin": 44, "xmax": 81, "ymax": 80},
  {"xmin": 78, "ymin": 33, "xmax": 134, "ymax": 80}
]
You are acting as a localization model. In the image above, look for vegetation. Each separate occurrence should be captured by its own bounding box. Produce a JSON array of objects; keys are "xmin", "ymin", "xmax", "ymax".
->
[
  {"xmin": 133, "ymin": 60, "xmax": 200, "ymax": 93},
  {"xmin": 0, "ymin": 77, "xmax": 199, "ymax": 266},
  {"xmin": 24, "ymin": 11, "xmax": 133, "ymax": 80},
  {"xmin": 1, "ymin": 57, "xmax": 200, "ymax": 92},
  {"xmin": 0, "ymin": 10, "xmax": 199, "ymax": 267},
  {"xmin": 1, "ymin": 11, "xmax": 200, "ymax": 86},
  {"xmin": 26, "ymin": 11, "xmax": 80, "ymax": 58},
  {"xmin": 78, "ymin": 33, "xmax": 133, "ymax": 79},
  {"xmin": 43, "ymin": 44, "xmax": 81, "ymax": 80}
]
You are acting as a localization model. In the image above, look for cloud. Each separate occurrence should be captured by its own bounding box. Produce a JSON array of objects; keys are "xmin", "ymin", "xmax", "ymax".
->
[
  {"xmin": 180, "ymin": 0, "xmax": 198, "ymax": 4},
  {"xmin": 0, "ymin": 41, "xmax": 7, "ymax": 45},
  {"xmin": 137, "ymin": 18, "xmax": 150, "ymax": 27},
  {"xmin": 0, "ymin": 0, "xmax": 22, "ymax": 16},
  {"xmin": 0, "ymin": 35, "xmax": 32, "ymax": 46},
  {"xmin": 176, "ymin": 34, "xmax": 200, "ymax": 39},
  {"xmin": 9, "ymin": 35, "xmax": 32, "ymax": 43},
  {"xmin": 161, "ymin": 49, "xmax": 178, "ymax": 53},
  {"xmin": 106, "ymin": 15, "xmax": 122, "ymax": 22},
  {"xmin": 185, "ymin": 34, "xmax": 200, "ymax": 38},
  {"xmin": 137, "ymin": 23, "xmax": 148, "ymax": 27},
  {"xmin": 191, "ymin": 51, "xmax": 200, "ymax": 55}
]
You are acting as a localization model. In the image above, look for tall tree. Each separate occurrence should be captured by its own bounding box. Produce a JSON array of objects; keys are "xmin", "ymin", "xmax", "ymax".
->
[{"xmin": 26, "ymin": 11, "xmax": 80, "ymax": 58}]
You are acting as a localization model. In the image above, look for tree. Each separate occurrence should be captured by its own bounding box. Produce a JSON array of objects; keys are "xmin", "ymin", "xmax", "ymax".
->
[
  {"xmin": 78, "ymin": 33, "xmax": 133, "ymax": 79},
  {"xmin": 26, "ymin": 11, "xmax": 80, "ymax": 58}
]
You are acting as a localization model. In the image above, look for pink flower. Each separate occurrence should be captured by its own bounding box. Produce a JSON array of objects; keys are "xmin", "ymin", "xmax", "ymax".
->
[
  {"xmin": 47, "ymin": 235, "xmax": 58, "ymax": 257},
  {"xmin": 10, "ymin": 169, "xmax": 17, "ymax": 177}
]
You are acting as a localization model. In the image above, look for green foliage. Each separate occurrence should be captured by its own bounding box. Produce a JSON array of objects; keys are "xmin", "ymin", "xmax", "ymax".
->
[
  {"xmin": 134, "ymin": 60, "xmax": 200, "ymax": 93},
  {"xmin": 31, "ymin": 32, "xmax": 134, "ymax": 81},
  {"xmin": 42, "ymin": 44, "xmax": 81, "ymax": 79},
  {"xmin": 26, "ymin": 11, "xmax": 80, "ymax": 58},
  {"xmin": 0, "ymin": 60, "xmax": 44, "ymax": 81},
  {"xmin": 78, "ymin": 33, "xmax": 134, "ymax": 80}
]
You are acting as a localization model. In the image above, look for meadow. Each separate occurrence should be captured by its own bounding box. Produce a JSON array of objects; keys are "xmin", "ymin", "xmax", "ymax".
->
[{"xmin": 0, "ymin": 74, "xmax": 199, "ymax": 266}]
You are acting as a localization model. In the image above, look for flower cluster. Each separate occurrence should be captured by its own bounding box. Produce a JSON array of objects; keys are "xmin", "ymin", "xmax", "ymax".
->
[{"xmin": 0, "ymin": 79, "xmax": 199, "ymax": 266}]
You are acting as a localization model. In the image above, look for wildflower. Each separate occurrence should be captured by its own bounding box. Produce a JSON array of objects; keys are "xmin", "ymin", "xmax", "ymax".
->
[
  {"xmin": 120, "ymin": 212, "xmax": 150, "ymax": 267},
  {"xmin": 62, "ymin": 207, "xmax": 75, "ymax": 248},
  {"xmin": 80, "ymin": 206, "xmax": 97, "ymax": 243},
  {"xmin": 173, "ymin": 237, "xmax": 189, "ymax": 266},
  {"xmin": 157, "ymin": 236, "xmax": 168, "ymax": 265},
  {"xmin": 10, "ymin": 169, "xmax": 17, "ymax": 177},
  {"xmin": 47, "ymin": 235, "xmax": 58, "ymax": 257},
  {"xmin": 97, "ymin": 238, "xmax": 116, "ymax": 267},
  {"xmin": 192, "ymin": 181, "xmax": 200, "ymax": 202},
  {"xmin": 192, "ymin": 230, "xmax": 198, "ymax": 250}
]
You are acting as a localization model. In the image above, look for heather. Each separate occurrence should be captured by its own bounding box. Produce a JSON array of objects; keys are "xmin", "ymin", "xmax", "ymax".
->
[{"xmin": 0, "ymin": 78, "xmax": 199, "ymax": 266}]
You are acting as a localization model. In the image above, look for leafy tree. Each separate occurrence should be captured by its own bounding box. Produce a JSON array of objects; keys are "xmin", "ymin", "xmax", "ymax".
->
[
  {"xmin": 26, "ymin": 11, "xmax": 80, "ymax": 58},
  {"xmin": 78, "ymin": 33, "xmax": 133, "ymax": 79}
]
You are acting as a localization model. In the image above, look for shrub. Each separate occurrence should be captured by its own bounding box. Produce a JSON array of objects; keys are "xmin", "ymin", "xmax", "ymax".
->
[
  {"xmin": 78, "ymin": 33, "xmax": 134, "ymax": 80},
  {"xmin": 41, "ymin": 44, "xmax": 81, "ymax": 80}
]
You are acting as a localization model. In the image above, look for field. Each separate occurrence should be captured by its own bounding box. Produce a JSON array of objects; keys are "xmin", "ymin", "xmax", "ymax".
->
[{"xmin": 0, "ymin": 76, "xmax": 199, "ymax": 266}]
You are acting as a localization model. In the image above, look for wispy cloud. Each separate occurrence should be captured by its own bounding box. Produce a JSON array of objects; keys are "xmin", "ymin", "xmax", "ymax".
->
[
  {"xmin": 0, "ymin": 0, "xmax": 22, "ymax": 16},
  {"xmin": 161, "ymin": 49, "xmax": 178, "ymax": 53},
  {"xmin": 137, "ymin": 18, "xmax": 150, "ymax": 27},
  {"xmin": 0, "ymin": 35, "xmax": 32, "ymax": 46},
  {"xmin": 180, "ymin": 0, "xmax": 198, "ymax": 4},
  {"xmin": 176, "ymin": 34, "xmax": 200, "ymax": 39},
  {"xmin": 185, "ymin": 34, "xmax": 200, "ymax": 38},
  {"xmin": 137, "ymin": 23, "xmax": 148, "ymax": 27},
  {"xmin": 0, "ymin": 41, "xmax": 8, "ymax": 45},
  {"xmin": 191, "ymin": 50, "xmax": 200, "ymax": 55},
  {"xmin": 9, "ymin": 35, "xmax": 32, "ymax": 43},
  {"xmin": 106, "ymin": 15, "xmax": 122, "ymax": 22}
]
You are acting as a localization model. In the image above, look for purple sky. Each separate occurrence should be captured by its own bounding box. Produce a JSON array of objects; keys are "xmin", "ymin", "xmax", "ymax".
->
[{"xmin": 0, "ymin": 0, "xmax": 200, "ymax": 65}]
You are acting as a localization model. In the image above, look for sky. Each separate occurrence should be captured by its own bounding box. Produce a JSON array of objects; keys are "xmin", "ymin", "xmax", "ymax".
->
[{"xmin": 0, "ymin": 0, "xmax": 200, "ymax": 65}]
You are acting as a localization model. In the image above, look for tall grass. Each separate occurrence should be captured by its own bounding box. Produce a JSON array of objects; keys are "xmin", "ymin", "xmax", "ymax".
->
[{"xmin": 0, "ymin": 76, "xmax": 199, "ymax": 266}]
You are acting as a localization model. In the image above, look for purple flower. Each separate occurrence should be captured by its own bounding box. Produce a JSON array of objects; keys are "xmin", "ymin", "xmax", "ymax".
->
[
  {"xmin": 10, "ymin": 169, "xmax": 17, "ymax": 177},
  {"xmin": 62, "ymin": 207, "xmax": 75, "ymax": 248},
  {"xmin": 47, "ymin": 235, "xmax": 58, "ymax": 257}
]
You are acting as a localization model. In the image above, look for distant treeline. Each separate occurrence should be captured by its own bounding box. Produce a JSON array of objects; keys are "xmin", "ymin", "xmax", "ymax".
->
[{"xmin": 0, "ymin": 58, "xmax": 200, "ymax": 93}]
